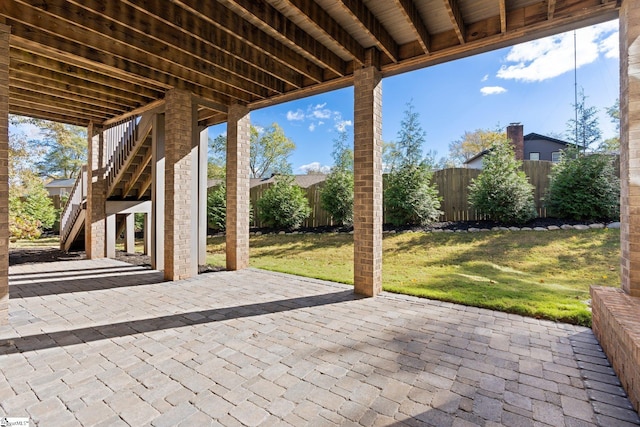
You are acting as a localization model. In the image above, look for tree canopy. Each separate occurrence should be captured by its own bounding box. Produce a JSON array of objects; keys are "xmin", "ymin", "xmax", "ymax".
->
[
  {"xmin": 566, "ymin": 88, "xmax": 602, "ymax": 152},
  {"xmin": 447, "ymin": 128, "xmax": 505, "ymax": 166},
  {"xmin": 208, "ymin": 123, "xmax": 295, "ymax": 179}
]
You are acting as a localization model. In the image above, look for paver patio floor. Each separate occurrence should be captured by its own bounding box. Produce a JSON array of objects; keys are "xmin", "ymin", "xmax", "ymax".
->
[{"xmin": 1, "ymin": 258, "xmax": 640, "ymax": 426}]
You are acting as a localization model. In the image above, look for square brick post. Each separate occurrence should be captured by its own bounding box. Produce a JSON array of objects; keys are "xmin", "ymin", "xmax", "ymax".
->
[
  {"xmin": 85, "ymin": 122, "xmax": 106, "ymax": 259},
  {"xmin": 620, "ymin": 0, "xmax": 640, "ymax": 296},
  {"xmin": 353, "ymin": 64, "xmax": 383, "ymax": 297},
  {"xmin": 226, "ymin": 104, "xmax": 251, "ymax": 270},
  {"xmin": 164, "ymin": 89, "xmax": 197, "ymax": 280},
  {"xmin": 0, "ymin": 24, "xmax": 9, "ymax": 325}
]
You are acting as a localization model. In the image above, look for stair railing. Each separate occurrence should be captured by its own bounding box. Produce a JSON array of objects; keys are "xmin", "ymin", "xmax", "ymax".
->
[{"xmin": 59, "ymin": 165, "xmax": 87, "ymax": 245}]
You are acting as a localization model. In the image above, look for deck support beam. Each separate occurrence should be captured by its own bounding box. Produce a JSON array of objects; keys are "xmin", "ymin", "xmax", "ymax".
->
[
  {"xmin": 85, "ymin": 122, "xmax": 106, "ymax": 259},
  {"xmin": 353, "ymin": 63, "xmax": 383, "ymax": 297}
]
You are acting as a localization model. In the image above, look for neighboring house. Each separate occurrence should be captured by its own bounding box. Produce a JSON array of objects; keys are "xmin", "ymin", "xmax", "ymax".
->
[
  {"xmin": 465, "ymin": 125, "xmax": 571, "ymax": 169},
  {"xmin": 45, "ymin": 178, "xmax": 76, "ymax": 197}
]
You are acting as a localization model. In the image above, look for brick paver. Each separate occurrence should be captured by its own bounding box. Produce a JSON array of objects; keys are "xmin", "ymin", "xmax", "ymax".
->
[{"xmin": 1, "ymin": 258, "xmax": 639, "ymax": 426}]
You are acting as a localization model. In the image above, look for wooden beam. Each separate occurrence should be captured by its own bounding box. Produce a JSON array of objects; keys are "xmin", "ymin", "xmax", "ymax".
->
[
  {"xmin": 499, "ymin": 0, "xmax": 507, "ymax": 33},
  {"xmin": 103, "ymin": 100, "xmax": 165, "ymax": 127},
  {"xmin": 173, "ymin": 0, "xmax": 327, "ymax": 82},
  {"xmin": 393, "ymin": 0, "xmax": 431, "ymax": 53},
  {"xmin": 219, "ymin": 0, "xmax": 346, "ymax": 76},
  {"xmin": 444, "ymin": 0, "xmax": 466, "ymax": 44},
  {"xmin": 338, "ymin": 0, "xmax": 400, "ymax": 62},
  {"xmin": 548, "ymin": 0, "xmax": 557, "ymax": 20},
  {"xmin": 9, "ymin": 106, "xmax": 89, "ymax": 127},
  {"xmin": 7, "ymin": 0, "xmax": 279, "ymax": 98},
  {"xmin": 86, "ymin": 0, "xmax": 305, "ymax": 89},
  {"xmin": 284, "ymin": 0, "xmax": 366, "ymax": 65},
  {"xmin": 9, "ymin": 87, "xmax": 123, "ymax": 119},
  {"xmin": 9, "ymin": 78, "xmax": 128, "ymax": 114},
  {"xmin": 10, "ymin": 98, "xmax": 105, "ymax": 123}
]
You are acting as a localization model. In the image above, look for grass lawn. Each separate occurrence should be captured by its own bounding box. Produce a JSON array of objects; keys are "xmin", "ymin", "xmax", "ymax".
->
[{"xmin": 207, "ymin": 229, "xmax": 620, "ymax": 326}]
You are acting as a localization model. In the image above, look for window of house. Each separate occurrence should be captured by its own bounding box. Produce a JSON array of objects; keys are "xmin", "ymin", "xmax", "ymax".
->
[
  {"xmin": 552, "ymin": 151, "xmax": 561, "ymax": 162},
  {"xmin": 529, "ymin": 152, "xmax": 540, "ymax": 161}
]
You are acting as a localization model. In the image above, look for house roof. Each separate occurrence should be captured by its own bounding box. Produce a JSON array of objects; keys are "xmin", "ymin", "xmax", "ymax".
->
[
  {"xmin": 464, "ymin": 132, "xmax": 571, "ymax": 164},
  {"xmin": 45, "ymin": 178, "xmax": 76, "ymax": 188},
  {"xmin": 1, "ymin": 1, "xmax": 619, "ymax": 128}
]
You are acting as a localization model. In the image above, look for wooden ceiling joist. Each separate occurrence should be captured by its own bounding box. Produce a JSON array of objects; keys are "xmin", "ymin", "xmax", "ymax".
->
[
  {"xmin": 548, "ymin": 0, "xmax": 557, "ymax": 20},
  {"xmin": 444, "ymin": 0, "xmax": 466, "ymax": 44},
  {"xmin": 221, "ymin": 0, "xmax": 347, "ymax": 77},
  {"xmin": 174, "ymin": 0, "xmax": 327, "ymax": 83},
  {"xmin": 499, "ymin": 0, "xmax": 507, "ymax": 33},
  {"xmin": 338, "ymin": 0, "xmax": 400, "ymax": 63},
  {"xmin": 393, "ymin": 0, "xmax": 431, "ymax": 54}
]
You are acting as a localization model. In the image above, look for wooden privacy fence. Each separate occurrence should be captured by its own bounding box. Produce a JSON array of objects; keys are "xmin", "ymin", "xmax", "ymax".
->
[{"xmin": 241, "ymin": 160, "xmax": 594, "ymax": 226}]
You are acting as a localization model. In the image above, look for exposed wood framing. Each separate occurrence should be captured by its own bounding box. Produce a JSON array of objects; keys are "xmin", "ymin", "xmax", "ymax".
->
[
  {"xmin": 548, "ymin": 0, "xmax": 557, "ymax": 20},
  {"xmin": 444, "ymin": 0, "xmax": 466, "ymax": 44},
  {"xmin": 499, "ymin": 0, "xmax": 507, "ymax": 33},
  {"xmin": 338, "ymin": 0, "xmax": 399, "ymax": 62},
  {"xmin": 393, "ymin": 0, "xmax": 431, "ymax": 53},
  {"xmin": 221, "ymin": 0, "xmax": 347, "ymax": 77}
]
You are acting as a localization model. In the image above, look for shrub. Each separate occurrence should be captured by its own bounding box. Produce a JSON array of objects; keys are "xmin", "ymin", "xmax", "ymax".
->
[
  {"xmin": 22, "ymin": 184, "xmax": 57, "ymax": 230},
  {"xmin": 546, "ymin": 151, "xmax": 619, "ymax": 221},
  {"xmin": 384, "ymin": 163, "xmax": 442, "ymax": 226},
  {"xmin": 207, "ymin": 184, "xmax": 227, "ymax": 231},
  {"xmin": 320, "ymin": 170, "xmax": 353, "ymax": 226},
  {"xmin": 468, "ymin": 140, "xmax": 537, "ymax": 224},
  {"xmin": 9, "ymin": 214, "xmax": 41, "ymax": 240},
  {"xmin": 258, "ymin": 175, "xmax": 311, "ymax": 229}
]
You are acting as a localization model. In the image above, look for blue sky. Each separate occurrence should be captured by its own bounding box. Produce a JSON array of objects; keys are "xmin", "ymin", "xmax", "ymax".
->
[{"xmin": 210, "ymin": 19, "xmax": 620, "ymax": 173}]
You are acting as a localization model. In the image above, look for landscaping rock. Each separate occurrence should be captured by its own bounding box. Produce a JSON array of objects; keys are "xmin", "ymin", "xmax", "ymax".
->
[
  {"xmin": 607, "ymin": 222, "xmax": 621, "ymax": 229},
  {"xmin": 548, "ymin": 226, "xmax": 560, "ymax": 231},
  {"xmin": 468, "ymin": 228, "xmax": 480, "ymax": 232},
  {"xmin": 509, "ymin": 227, "xmax": 520, "ymax": 232},
  {"xmin": 520, "ymin": 227, "xmax": 533, "ymax": 231},
  {"xmin": 534, "ymin": 227, "xmax": 547, "ymax": 231},
  {"xmin": 589, "ymin": 223, "xmax": 605, "ymax": 229},
  {"xmin": 561, "ymin": 225, "xmax": 574, "ymax": 230},
  {"xmin": 573, "ymin": 224, "xmax": 590, "ymax": 230}
]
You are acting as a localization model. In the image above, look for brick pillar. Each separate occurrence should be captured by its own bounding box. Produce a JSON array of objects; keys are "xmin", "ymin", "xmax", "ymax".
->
[
  {"xmin": 620, "ymin": 0, "xmax": 640, "ymax": 296},
  {"xmin": 85, "ymin": 122, "xmax": 106, "ymax": 259},
  {"xmin": 507, "ymin": 123, "xmax": 524, "ymax": 161},
  {"xmin": 0, "ymin": 24, "xmax": 9, "ymax": 325},
  {"xmin": 164, "ymin": 89, "xmax": 196, "ymax": 280},
  {"xmin": 353, "ymin": 65, "xmax": 383, "ymax": 297},
  {"xmin": 226, "ymin": 104, "xmax": 251, "ymax": 270}
]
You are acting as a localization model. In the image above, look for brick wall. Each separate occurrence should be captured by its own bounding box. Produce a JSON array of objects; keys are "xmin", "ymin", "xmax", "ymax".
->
[
  {"xmin": 0, "ymin": 24, "xmax": 9, "ymax": 325},
  {"xmin": 164, "ymin": 89, "xmax": 195, "ymax": 280},
  {"xmin": 591, "ymin": 286, "xmax": 640, "ymax": 412},
  {"xmin": 353, "ymin": 65, "xmax": 383, "ymax": 297},
  {"xmin": 226, "ymin": 104, "xmax": 251, "ymax": 270}
]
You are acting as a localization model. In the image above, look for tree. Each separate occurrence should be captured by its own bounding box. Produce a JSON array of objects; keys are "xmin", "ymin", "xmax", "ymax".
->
[
  {"xmin": 320, "ymin": 130, "xmax": 354, "ymax": 225},
  {"xmin": 545, "ymin": 149, "xmax": 619, "ymax": 221},
  {"xmin": 206, "ymin": 123, "xmax": 296, "ymax": 179},
  {"xmin": 14, "ymin": 117, "xmax": 87, "ymax": 179},
  {"xmin": 566, "ymin": 88, "xmax": 602, "ymax": 152},
  {"xmin": 447, "ymin": 128, "xmax": 505, "ymax": 166},
  {"xmin": 258, "ymin": 175, "xmax": 311, "ymax": 229},
  {"xmin": 599, "ymin": 98, "xmax": 620, "ymax": 152},
  {"xmin": 250, "ymin": 123, "xmax": 295, "ymax": 178},
  {"xmin": 384, "ymin": 102, "xmax": 442, "ymax": 226},
  {"xmin": 468, "ymin": 139, "xmax": 537, "ymax": 224}
]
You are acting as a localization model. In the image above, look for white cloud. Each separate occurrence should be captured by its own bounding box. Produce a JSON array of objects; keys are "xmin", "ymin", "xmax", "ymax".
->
[
  {"xmin": 308, "ymin": 123, "xmax": 316, "ymax": 132},
  {"xmin": 286, "ymin": 109, "xmax": 305, "ymax": 121},
  {"xmin": 335, "ymin": 120, "xmax": 352, "ymax": 132},
  {"xmin": 497, "ymin": 21, "xmax": 618, "ymax": 82},
  {"xmin": 480, "ymin": 86, "xmax": 507, "ymax": 96},
  {"xmin": 481, "ymin": 74, "xmax": 489, "ymax": 82},
  {"xmin": 298, "ymin": 162, "xmax": 330, "ymax": 174}
]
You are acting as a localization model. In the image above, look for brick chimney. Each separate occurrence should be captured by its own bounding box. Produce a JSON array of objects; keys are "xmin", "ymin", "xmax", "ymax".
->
[{"xmin": 507, "ymin": 123, "xmax": 524, "ymax": 161}]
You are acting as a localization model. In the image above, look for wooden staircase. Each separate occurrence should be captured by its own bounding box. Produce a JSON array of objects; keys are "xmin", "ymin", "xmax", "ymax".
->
[{"xmin": 59, "ymin": 113, "xmax": 154, "ymax": 250}]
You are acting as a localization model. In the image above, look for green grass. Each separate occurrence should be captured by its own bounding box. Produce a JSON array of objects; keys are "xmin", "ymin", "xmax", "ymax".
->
[
  {"xmin": 10, "ymin": 237, "xmax": 59, "ymax": 248},
  {"xmin": 207, "ymin": 229, "xmax": 621, "ymax": 326}
]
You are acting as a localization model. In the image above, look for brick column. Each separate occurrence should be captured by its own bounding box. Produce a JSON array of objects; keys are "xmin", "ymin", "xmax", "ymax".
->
[
  {"xmin": 0, "ymin": 24, "xmax": 9, "ymax": 325},
  {"xmin": 164, "ymin": 89, "xmax": 196, "ymax": 280},
  {"xmin": 620, "ymin": 0, "xmax": 640, "ymax": 296},
  {"xmin": 353, "ymin": 65, "xmax": 383, "ymax": 296},
  {"xmin": 85, "ymin": 122, "xmax": 106, "ymax": 259},
  {"xmin": 226, "ymin": 104, "xmax": 251, "ymax": 270}
]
